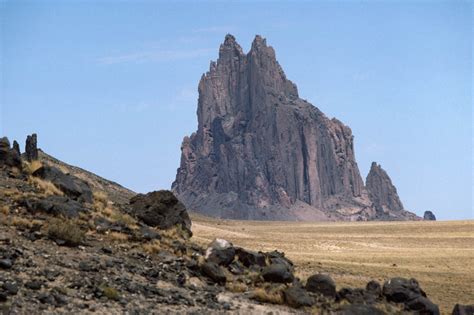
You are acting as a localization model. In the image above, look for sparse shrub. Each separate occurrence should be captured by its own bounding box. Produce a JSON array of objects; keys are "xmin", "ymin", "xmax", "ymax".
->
[
  {"xmin": 47, "ymin": 217, "xmax": 85, "ymax": 246},
  {"xmin": 142, "ymin": 240, "xmax": 162, "ymax": 254},
  {"xmin": 1, "ymin": 205, "xmax": 9, "ymax": 216},
  {"xmin": 226, "ymin": 281, "xmax": 248, "ymax": 293},
  {"xmin": 11, "ymin": 216, "xmax": 33, "ymax": 229},
  {"xmin": 107, "ymin": 231, "xmax": 129, "ymax": 242},
  {"xmin": 99, "ymin": 284, "xmax": 120, "ymax": 301},
  {"xmin": 110, "ymin": 212, "xmax": 137, "ymax": 228},
  {"xmin": 252, "ymin": 286, "xmax": 285, "ymax": 305},
  {"xmin": 28, "ymin": 176, "xmax": 63, "ymax": 196},
  {"xmin": 93, "ymin": 191, "xmax": 108, "ymax": 211},
  {"xmin": 24, "ymin": 160, "xmax": 43, "ymax": 175}
]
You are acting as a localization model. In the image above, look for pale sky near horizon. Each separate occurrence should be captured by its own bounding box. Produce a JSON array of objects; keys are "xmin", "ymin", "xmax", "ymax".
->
[{"xmin": 1, "ymin": 1, "xmax": 472, "ymax": 220}]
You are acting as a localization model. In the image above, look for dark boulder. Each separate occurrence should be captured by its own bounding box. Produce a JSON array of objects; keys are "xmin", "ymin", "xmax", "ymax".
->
[
  {"xmin": 405, "ymin": 296, "xmax": 440, "ymax": 315},
  {"xmin": 366, "ymin": 280, "xmax": 382, "ymax": 296},
  {"xmin": 201, "ymin": 261, "xmax": 226, "ymax": 285},
  {"xmin": 0, "ymin": 259, "xmax": 13, "ymax": 269},
  {"xmin": 305, "ymin": 274, "xmax": 336, "ymax": 299},
  {"xmin": 25, "ymin": 133, "xmax": 38, "ymax": 162},
  {"xmin": 205, "ymin": 239, "xmax": 236, "ymax": 266},
  {"xmin": 452, "ymin": 304, "xmax": 474, "ymax": 315},
  {"xmin": 284, "ymin": 286, "xmax": 314, "ymax": 308},
  {"xmin": 236, "ymin": 248, "xmax": 266, "ymax": 268},
  {"xmin": 21, "ymin": 195, "xmax": 88, "ymax": 218},
  {"xmin": 424, "ymin": 211, "xmax": 436, "ymax": 221},
  {"xmin": 337, "ymin": 288, "xmax": 377, "ymax": 304},
  {"xmin": 266, "ymin": 250, "xmax": 293, "ymax": 270},
  {"xmin": 129, "ymin": 190, "xmax": 191, "ymax": 235},
  {"xmin": 382, "ymin": 277, "xmax": 426, "ymax": 303},
  {"xmin": 32, "ymin": 165, "xmax": 93, "ymax": 203},
  {"xmin": 261, "ymin": 264, "xmax": 294, "ymax": 283}
]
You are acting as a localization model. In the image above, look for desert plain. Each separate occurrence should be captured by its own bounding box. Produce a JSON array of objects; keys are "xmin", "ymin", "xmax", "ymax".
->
[{"xmin": 191, "ymin": 215, "xmax": 474, "ymax": 314}]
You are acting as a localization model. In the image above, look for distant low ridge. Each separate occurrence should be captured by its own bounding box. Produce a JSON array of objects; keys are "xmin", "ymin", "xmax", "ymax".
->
[{"xmin": 172, "ymin": 34, "xmax": 419, "ymax": 221}]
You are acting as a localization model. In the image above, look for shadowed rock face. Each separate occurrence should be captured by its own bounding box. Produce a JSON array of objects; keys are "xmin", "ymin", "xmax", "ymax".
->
[
  {"xmin": 172, "ymin": 34, "xmax": 372, "ymax": 220},
  {"xmin": 366, "ymin": 162, "xmax": 404, "ymax": 213}
]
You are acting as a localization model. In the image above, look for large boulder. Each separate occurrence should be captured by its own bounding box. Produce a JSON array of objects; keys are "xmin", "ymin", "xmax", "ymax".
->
[
  {"xmin": 452, "ymin": 304, "xmax": 474, "ymax": 315},
  {"xmin": 305, "ymin": 274, "xmax": 336, "ymax": 299},
  {"xmin": 25, "ymin": 133, "xmax": 38, "ymax": 162},
  {"xmin": 405, "ymin": 296, "xmax": 440, "ymax": 314},
  {"xmin": 205, "ymin": 239, "xmax": 236, "ymax": 266},
  {"xmin": 0, "ymin": 137, "xmax": 22, "ymax": 169},
  {"xmin": 32, "ymin": 165, "xmax": 93, "ymax": 203},
  {"xmin": 260, "ymin": 264, "xmax": 294, "ymax": 283},
  {"xmin": 382, "ymin": 277, "xmax": 426, "ymax": 303},
  {"xmin": 129, "ymin": 190, "xmax": 191, "ymax": 234},
  {"xmin": 201, "ymin": 261, "xmax": 226, "ymax": 285},
  {"xmin": 284, "ymin": 286, "xmax": 314, "ymax": 308},
  {"xmin": 423, "ymin": 211, "xmax": 436, "ymax": 221},
  {"xmin": 236, "ymin": 248, "xmax": 266, "ymax": 268}
]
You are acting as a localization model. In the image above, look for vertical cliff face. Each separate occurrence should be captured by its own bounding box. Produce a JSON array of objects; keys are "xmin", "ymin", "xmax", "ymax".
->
[
  {"xmin": 366, "ymin": 162, "xmax": 404, "ymax": 213},
  {"xmin": 172, "ymin": 35, "xmax": 400, "ymax": 220}
]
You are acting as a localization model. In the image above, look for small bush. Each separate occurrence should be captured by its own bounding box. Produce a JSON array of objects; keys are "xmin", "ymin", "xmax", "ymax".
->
[
  {"xmin": 1, "ymin": 206, "xmax": 9, "ymax": 216},
  {"xmin": 47, "ymin": 217, "xmax": 85, "ymax": 246},
  {"xmin": 142, "ymin": 240, "xmax": 162, "ymax": 254},
  {"xmin": 107, "ymin": 231, "xmax": 129, "ymax": 242},
  {"xmin": 252, "ymin": 287, "xmax": 284, "ymax": 305},
  {"xmin": 29, "ymin": 177, "xmax": 63, "ymax": 196},
  {"xmin": 99, "ymin": 285, "xmax": 120, "ymax": 301},
  {"xmin": 226, "ymin": 281, "xmax": 248, "ymax": 293},
  {"xmin": 24, "ymin": 160, "xmax": 43, "ymax": 175}
]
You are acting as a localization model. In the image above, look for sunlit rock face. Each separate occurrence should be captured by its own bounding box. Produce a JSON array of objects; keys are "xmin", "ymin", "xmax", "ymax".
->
[{"xmin": 173, "ymin": 35, "xmax": 386, "ymax": 221}]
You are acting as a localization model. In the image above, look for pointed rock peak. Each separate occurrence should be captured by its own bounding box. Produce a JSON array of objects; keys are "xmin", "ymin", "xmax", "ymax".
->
[
  {"xmin": 250, "ymin": 35, "xmax": 268, "ymax": 51},
  {"xmin": 218, "ymin": 34, "xmax": 244, "ymax": 60},
  {"xmin": 366, "ymin": 162, "xmax": 404, "ymax": 212}
]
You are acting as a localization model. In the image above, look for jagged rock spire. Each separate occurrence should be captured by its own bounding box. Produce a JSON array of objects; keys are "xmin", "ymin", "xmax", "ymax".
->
[
  {"xmin": 172, "ymin": 35, "xmax": 377, "ymax": 220},
  {"xmin": 366, "ymin": 162, "xmax": 404, "ymax": 213}
]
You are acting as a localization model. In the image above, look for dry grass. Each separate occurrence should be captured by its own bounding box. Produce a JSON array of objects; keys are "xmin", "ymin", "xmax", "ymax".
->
[
  {"xmin": 1, "ymin": 206, "xmax": 9, "ymax": 216},
  {"xmin": 142, "ymin": 240, "xmax": 162, "ymax": 254},
  {"xmin": 252, "ymin": 285, "xmax": 285, "ymax": 305},
  {"xmin": 191, "ymin": 214, "xmax": 474, "ymax": 314},
  {"xmin": 11, "ymin": 216, "xmax": 33, "ymax": 229},
  {"xmin": 107, "ymin": 231, "xmax": 129, "ymax": 242},
  {"xmin": 23, "ymin": 160, "xmax": 43, "ymax": 175},
  {"xmin": 226, "ymin": 281, "xmax": 248, "ymax": 293},
  {"xmin": 28, "ymin": 176, "xmax": 63, "ymax": 196},
  {"xmin": 47, "ymin": 217, "xmax": 85, "ymax": 246}
]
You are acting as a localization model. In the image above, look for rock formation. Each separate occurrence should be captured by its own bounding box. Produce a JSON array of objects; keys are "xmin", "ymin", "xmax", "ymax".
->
[
  {"xmin": 423, "ymin": 211, "xmax": 436, "ymax": 221},
  {"xmin": 366, "ymin": 162, "xmax": 404, "ymax": 214},
  {"xmin": 172, "ymin": 34, "xmax": 376, "ymax": 220},
  {"xmin": 0, "ymin": 137, "xmax": 22, "ymax": 170},
  {"xmin": 25, "ymin": 133, "xmax": 38, "ymax": 162}
]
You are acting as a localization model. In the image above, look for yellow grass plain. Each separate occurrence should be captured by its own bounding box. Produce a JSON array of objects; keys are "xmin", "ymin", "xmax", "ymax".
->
[{"xmin": 190, "ymin": 214, "xmax": 474, "ymax": 314}]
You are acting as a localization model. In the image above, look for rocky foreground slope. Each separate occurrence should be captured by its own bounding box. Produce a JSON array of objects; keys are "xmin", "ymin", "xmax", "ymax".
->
[
  {"xmin": 1, "ymin": 134, "xmax": 469, "ymax": 314},
  {"xmin": 172, "ymin": 35, "xmax": 418, "ymax": 221}
]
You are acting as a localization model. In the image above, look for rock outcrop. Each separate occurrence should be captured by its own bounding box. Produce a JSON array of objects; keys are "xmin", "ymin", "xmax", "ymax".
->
[
  {"xmin": 0, "ymin": 137, "xmax": 22, "ymax": 170},
  {"xmin": 129, "ymin": 190, "xmax": 192, "ymax": 235},
  {"xmin": 25, "ymin": 133, "xmax": 38, "ymax": 162},
  {"xmin": 172, "ymin": 34, "xmax": 376, "ymax": 220},
  {"xmin": 423, "ymin": 211, "xmax": 436, "ymax": 221},
  {"xmin": 366, "ymin": 162, "xmax": 404, "ymax": 214}
]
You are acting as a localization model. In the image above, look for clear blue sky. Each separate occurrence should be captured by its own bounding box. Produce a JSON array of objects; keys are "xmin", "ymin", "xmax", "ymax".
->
[{"xmin": 1, "ymin": 1, "xmax": 472, "ymax": 220}]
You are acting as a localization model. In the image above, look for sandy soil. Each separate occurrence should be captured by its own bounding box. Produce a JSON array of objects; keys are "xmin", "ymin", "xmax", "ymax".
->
[{"xmin": 190, "ymin": 214, "xmax": 474, "ymax": 314}]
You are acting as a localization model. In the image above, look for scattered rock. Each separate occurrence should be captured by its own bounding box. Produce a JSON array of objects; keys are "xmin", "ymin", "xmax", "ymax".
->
[
  {"xmin": 32, "ymin": 165, "xmax": 93, "ymax": 203},
  {"xmin": 284, "ymin": 286, "xmax": 314, "ymax": 308},
  {"xmin": 405, "ymin": 296, "xmax": 440, "ymax": 314},
  {"xmin": 366, "ymin": 280, "xmax": 382, "ymax": 296},
  {"xmin": 235, "ymin": 248, "xmax": 266, "ymax": 268},
  {"xmin": 3, "ymin": 281, "xmax": 19, "ymax": 295},
  {"xmin": 382, "ymin": 277, "xmax": 425, "ymax": 303},
  {"xmin": 305, "ymin": 274, "xmax": 336, "ymax": 299},
  {"xmin": 129, "ymin": 190, "xmax": 191, "ymax": 235},
  {"xmin": 22, "ymin": 195, "xmax": 88, "ymax": 218},
  {"xmin": 201, "ymin": 262, "xmax": 226, "ymax": 285},
  {"xmin": 424, "ymin": 211, "xmax": 436, "ymax": 221},
  {"xmin": 452, "ymin": 304, "xmax": 474, "ymax": 315},
  {"xmin": 261, "ymin": 264, "xmax": 294, "ymax": 284},
  {"xmin": 205, "ymin": 239, "xmax": 236, "ymax": 266},
  {"xmin": 25, "ymin": 280, "xmax": 42, "ymax": 290},
  {"xmin": 0, "ymin": 259, "xmax": 13, "ymax": 269}
]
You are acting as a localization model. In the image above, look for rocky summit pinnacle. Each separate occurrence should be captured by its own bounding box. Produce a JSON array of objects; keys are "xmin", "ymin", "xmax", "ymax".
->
[
  {"xmin": 172, "ymin": 35, "xmax": 416, "ymax": 221},
  {"xmin": 366, "ymin": 162, "xmax": 404, "ymax": 214}
]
